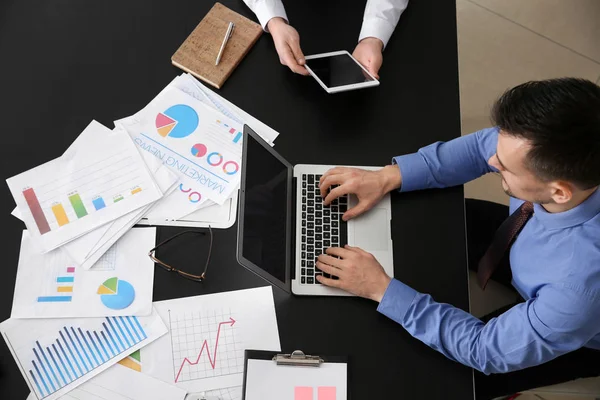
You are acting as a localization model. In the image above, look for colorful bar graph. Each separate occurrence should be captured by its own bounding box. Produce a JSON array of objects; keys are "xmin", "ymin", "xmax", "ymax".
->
[
  {"xmin": 22, "ymin": 188, "xmax": 51, "ymax": 235},
  {"xmin": 131, "ymin": 187, "xmax": 142, "ymax": 195},
  {"xmin": 51, "ymin": 203, "xmax": 69, "ymax": 227},
  {"xmin": 37, "ymin": 266, "xmax": 75, "ymax": 303},
  {"xmin": 37, "ymin": 296, "xmax": 72, "ymax": 303},
  {"xmin": 27, "ymin": 317, "xmax": 147, "ymax": 399},
  {"xmin": 113, "ymin": 195, "xmax": 124, "ymax": 203},
  {"xmin": 217, "ymin": 119, "xmax": 243, "ymax": 144},
  {"xmin": 92, "ymin": 197, "xmax": 106, "ymax": 211},
  {"xmin": 68, "ymin": 193, "xmax": 88, "ymax": 218}
]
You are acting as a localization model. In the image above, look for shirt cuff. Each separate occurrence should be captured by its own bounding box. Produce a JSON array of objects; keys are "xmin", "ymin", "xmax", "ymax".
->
[
  {"xmin": 359, "ymin": 17, "xmax": 395, "ymax": 49},
  {"xmin": 252, "ymin": 1, "xmax": 288, "ymax": 32},
  {"xmin": 377, "ymin": 279, "xmax": 418, "ymax": 325},
  {"xmin": 392, "ymin": 153, "xmax": 430, "ymax": 193}
]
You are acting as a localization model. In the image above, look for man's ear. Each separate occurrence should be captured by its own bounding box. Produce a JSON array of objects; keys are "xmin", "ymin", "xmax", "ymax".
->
[{"xmin": 550, "ymin": 181, "xmax": 573, "ymax": 204}]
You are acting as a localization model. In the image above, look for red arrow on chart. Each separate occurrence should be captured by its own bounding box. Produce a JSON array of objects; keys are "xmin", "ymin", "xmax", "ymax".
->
[{"xmin": 174, "ymin": 317, "xmax": 236, "ymax": 383}]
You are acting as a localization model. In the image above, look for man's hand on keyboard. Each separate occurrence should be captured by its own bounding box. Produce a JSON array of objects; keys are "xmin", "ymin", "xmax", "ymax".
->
[
  {"xmin": 319, "ymin": 165, "xmax": 401, "ymax": 221},
  {"xmin": 315, "ymin": 245, "xmax": 391, "ymax": 302}
]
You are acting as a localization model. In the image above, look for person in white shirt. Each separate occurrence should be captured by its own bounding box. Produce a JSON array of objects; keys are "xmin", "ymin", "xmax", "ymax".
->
[{"xmin": 242, "ymin": 0, "xmax": 409, "ymax": 78}]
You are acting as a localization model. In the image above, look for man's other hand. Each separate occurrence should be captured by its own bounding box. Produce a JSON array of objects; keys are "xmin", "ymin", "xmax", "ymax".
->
[
  {"xmin": 267, "ymin": 17, "xmax": 309, "ymax": 75},
  {"xmin": 352, "ymin": 37, "xmax": 384, "ymax": 79}
]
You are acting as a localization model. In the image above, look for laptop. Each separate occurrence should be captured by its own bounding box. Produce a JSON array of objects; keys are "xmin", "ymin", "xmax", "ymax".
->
[{"xmin": 237, "ymin": 125, "xmax": 394, "ymax": 296}]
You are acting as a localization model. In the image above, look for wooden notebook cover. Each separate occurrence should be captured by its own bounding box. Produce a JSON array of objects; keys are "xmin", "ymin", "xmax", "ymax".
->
[{"xmin": 171, "ymin": 2, "xmax": 262, "ymax": 89}]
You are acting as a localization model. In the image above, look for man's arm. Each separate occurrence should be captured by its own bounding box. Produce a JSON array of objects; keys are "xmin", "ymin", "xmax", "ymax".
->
[
  {"xmin": 353, "ymin": 0, "xmax": 409, "ymax": 77},
  {"xmin": 379, "ymin": 279, "xmax": 600, "ymax": 374},
  {"xmin": 242, "ymin": 0, "xmax": 287, "ymax": 31},
  {"xmin": 242, "ymin": 0, "xmax": 308, "ymax": 75},
  {"xmin": 359, "ymin": 0, "xmax": 409, "ymax": 48},
  {"xmin": 395, "ymin": 126, "xmax": 499, "ymax": 192},
  {"xmin": 319, "ymin": 127, "xmax": 499, "ymax": 221}
]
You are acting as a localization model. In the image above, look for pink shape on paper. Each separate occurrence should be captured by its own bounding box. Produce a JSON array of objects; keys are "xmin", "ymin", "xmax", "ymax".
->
[
  {"xmin": 295, "ymin": 386, "xmax": 313, "ymax": 400},
  {"xmin": 67, "ymin": 267, "xmax": 75, "ymax": 273},
  {"xmin": 155, "ymin": 112, "xmax": 176, "ymax": 128},
  {"xmin": 318, "ymin": 387, "xmax": 336, "ymax": 400}
]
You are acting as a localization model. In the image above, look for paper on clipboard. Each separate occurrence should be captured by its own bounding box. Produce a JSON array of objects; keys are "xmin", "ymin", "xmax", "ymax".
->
[{"xmin": 244, "ymin": 359, "xmax": 347, "ymax": 400}]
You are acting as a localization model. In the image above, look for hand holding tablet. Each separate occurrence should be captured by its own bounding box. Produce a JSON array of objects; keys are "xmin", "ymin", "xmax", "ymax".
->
[{"xmin": 304, "ymin": 50, "xmax": 380, "ymax": 94}]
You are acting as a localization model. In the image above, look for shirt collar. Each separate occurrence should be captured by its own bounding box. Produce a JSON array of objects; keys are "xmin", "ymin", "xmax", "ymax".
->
[{"xmin": 532, "ymin": 188, "xmax": 600, "ymax": 230}]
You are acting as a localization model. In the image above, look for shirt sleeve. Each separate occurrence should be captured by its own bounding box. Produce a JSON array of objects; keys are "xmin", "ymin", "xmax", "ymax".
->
[
  {"xmin": 377, "ymin": 279, "xmax": 600, "ymax": 374},
  {"xmin": 359, "ymin": 0, "xmax": 410, "ymax": 48},
  {"xmin": 242, "ymin": 0, "xmax": 288, "ymax": 31},
  {"xmin": 393, "ymin": 126, "xmax": 499, "ymax": 193}
]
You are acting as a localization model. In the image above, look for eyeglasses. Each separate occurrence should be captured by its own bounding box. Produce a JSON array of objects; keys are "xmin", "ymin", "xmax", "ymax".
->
[{"xmin": 148, "ymin": 226, "xmax": 213, "ymax": 282}]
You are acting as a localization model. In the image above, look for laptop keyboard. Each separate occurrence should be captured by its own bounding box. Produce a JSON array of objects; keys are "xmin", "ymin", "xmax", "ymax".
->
[{"xmin": 300, "ymin": 173, "xmax": 348, "ymax": 284}]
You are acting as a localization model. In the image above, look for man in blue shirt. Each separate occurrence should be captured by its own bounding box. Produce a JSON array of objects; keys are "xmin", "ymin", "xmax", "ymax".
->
[{"xmin": 317, "ymin": 78, "xmax": 600, "ymax": 398}]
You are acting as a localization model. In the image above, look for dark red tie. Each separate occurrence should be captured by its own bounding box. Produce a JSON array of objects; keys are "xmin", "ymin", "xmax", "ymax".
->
[{"xmin": 477, "ymin": 201, "xmax": 534, "ymax": 290}]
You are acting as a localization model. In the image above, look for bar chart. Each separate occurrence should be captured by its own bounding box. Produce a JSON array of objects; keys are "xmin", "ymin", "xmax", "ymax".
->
[
  {"xmin": 37, "ymin": 266, "xmax": 76, "ymax": 303},
  {"xmin": 18, "ymin": 152, "xmax": 148, "ymax": 236},
  {"xmin": 26, "ymin": 317, "xmax": 146, "ymax": 399},
  {"xmin": 23, "ymin": 185, "xmax": 144, "ymax": 236},
  {"xmin": 216, "ymin": 120, "xmax": 242, "ymax": 144}
]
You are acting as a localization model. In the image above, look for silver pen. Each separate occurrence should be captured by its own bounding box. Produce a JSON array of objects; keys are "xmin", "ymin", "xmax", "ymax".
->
[{"xmin": 215, "ymin": 21, "xmax": 235, "ymax": 66}]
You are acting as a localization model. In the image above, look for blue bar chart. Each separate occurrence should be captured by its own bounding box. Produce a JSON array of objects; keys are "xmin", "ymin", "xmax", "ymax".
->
[{"xmin": 25, "ymin": 317, "xmax": 146, "ymax": 399}]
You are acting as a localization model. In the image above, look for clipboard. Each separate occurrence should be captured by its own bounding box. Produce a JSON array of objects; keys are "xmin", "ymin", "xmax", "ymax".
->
[
  {"xmin": 242, "ymin": 350, "xmax": 351, "ymax": 400},
  {"xmin": 171, "ymin": 3, "xmax": 263, "ymax": 89}
]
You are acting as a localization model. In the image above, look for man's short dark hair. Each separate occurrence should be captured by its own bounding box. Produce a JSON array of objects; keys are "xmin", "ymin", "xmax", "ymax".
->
[{"xmin": 491, "ymin": 78, "xmax": 600, "ymax": 190}]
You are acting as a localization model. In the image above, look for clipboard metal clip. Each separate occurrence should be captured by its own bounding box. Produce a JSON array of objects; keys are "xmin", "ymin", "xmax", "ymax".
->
[{"xmin": 273, "ymin": 350, "xmax": 324, "ymax": 367}]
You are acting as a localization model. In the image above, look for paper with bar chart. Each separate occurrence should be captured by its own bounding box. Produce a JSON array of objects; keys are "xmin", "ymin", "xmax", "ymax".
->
[
  {"xmin": 25, "ymin": 363, "xmax": 187, "ymax": 400},
  {"xmin": 60, "ymin": 145, "xmax": 179, "ymax": 269},
  {"xmin": 123, "ymin": 88, "xmax": 243, "ymax": 205},
  {"xmin": 0, "ymin": 309, "xmax": 167, "ymax": 400},
  {"xmin": 244, "ymin": 359, "xmax": 347, "ymax": 400},
  {"xmin": 11, "ymin": 228, "xmax": 156, "ymax": 318},
  {"xmin": 6, "ymin": 121, "xmax": 163, "ymax": 252},
  {"xmin": 142, "ymin": 287, "xmax": 280, "ymax": 393}
]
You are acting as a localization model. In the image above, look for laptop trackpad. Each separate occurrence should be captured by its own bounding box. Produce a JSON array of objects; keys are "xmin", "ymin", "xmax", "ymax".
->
[{"xmin": 351, "ymin": 208, "xmax": 389, "ymax": 251}]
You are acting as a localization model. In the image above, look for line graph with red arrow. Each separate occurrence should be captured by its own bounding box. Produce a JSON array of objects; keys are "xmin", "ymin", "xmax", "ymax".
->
[{"xmin": 172, "ymin": 316, "xmax": 236, "ymax": 383}]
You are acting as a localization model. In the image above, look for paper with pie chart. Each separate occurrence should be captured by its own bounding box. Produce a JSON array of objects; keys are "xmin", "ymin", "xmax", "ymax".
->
[
  {"xmin": 11, "ymin": 228, "xmax": 156, "ymax": 319},
  {"xmin": 141, "ymin": 286, "xmax": 281, "ymax": 393},
  {"xmin": 124, "ymin": 87, "xmax": 243, "ymax": 205},
  {"xmin": 97, "ymin": 278, "xmax": 136, "ymax": 310}
]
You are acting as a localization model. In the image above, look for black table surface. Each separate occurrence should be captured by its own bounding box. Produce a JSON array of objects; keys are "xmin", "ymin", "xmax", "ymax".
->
[{"xmin": 0, "ymin": 0, "xmax": 472, "ymax": 398}]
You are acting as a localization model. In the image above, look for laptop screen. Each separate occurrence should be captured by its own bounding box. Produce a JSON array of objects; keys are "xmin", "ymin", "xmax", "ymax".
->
[{"xmin": 239, "ymin": 129, "xmax": 289, "ymax": 285}]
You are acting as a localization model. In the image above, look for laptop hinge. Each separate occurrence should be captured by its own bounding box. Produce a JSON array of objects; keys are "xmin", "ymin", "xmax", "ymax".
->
[{"xmin": 290, "ymin": 175, "xmax": 297, "ymax": 280}]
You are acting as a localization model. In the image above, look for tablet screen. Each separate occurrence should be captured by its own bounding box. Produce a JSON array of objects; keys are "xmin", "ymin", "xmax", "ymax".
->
[{"xmin": 306, "ymin": 53, "xmax": 374, "ymax": 88}]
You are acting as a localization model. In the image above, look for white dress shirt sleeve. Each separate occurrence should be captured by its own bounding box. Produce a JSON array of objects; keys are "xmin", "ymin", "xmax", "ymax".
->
[
  {"xmin": 242, "ymin": 0, "xmax": 289, "ymax": 31},
  {"xmin": 359, "ymin": 0, "xmax": 409, "ymax": 48}
]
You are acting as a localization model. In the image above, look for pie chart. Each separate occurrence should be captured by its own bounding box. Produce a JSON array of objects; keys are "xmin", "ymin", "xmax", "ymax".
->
[
  {"xmin": 155, "ymin": 104, "xmax": 199, "ymax": 139},
  {"xmin": 97, "ymin": 277, "xmax": 135, "ymax": 310},
  {"xmin": 191, "ymin": 143, "xmax": 207, "ymax": 157}
]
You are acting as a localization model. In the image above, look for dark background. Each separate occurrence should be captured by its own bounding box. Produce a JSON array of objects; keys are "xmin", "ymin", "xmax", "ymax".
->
[{"xmin": 0, "ymin": 0, "xmax": 472, "ymax": 398}]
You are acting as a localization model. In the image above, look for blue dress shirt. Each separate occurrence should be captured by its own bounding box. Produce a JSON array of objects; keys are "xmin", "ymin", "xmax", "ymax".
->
[{"xmin": 379, "ymin": 127, "xmax": 600, "ymax": 374}]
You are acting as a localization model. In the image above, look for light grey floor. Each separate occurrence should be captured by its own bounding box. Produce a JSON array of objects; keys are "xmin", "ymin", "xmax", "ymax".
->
[{"xmin": 456, "ymin": 0, "xmax": 600, "ymax": 398}]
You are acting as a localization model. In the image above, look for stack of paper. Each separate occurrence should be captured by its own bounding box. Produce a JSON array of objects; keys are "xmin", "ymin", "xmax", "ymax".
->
[
  {"xmin": 3, "ymin": 73, "xmax": 283, "ymax": 400},
  {"xmin": 116, "ymin": 73, "xmax": 279, "ymax": 225}
]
